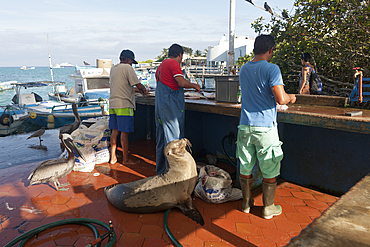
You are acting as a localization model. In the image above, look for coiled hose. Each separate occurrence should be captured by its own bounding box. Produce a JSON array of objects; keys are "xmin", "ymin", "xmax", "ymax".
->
[
  {"xmin": 164, "ymin": 209, "xmax": 183, "ymax": 247},
  {"xmin": 5, "ymin": 218, "xmax": 116, "ymax": 247}
]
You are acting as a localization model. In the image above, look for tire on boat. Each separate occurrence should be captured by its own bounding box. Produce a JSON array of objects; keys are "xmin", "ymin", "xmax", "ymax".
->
[{"xmin": 0, "ymin": 113, "xmax": 14, "ymax": 126}]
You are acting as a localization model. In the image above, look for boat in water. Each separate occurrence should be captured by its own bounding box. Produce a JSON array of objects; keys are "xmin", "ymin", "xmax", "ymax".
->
[
  {"xmin": 0, "ymin": 80, "xmax": 16, "ymax": 92},
  {"xmin": 47, "ymin": 60, "xmax": 156, "ymax": 107},
  {"xmin": 12, "ymin": 81, "xmax": 108, "ymax": 129},
  {"xmin": 20, "ymin": 66, "xmax": 35, "ymax": 70},
  {"xmin": 0, "ymin": 104, "xmax": 29, "ymax": 136},
  {"xmin": 48, "ymin": 64, "xmax": 111, "ymax": 105}
]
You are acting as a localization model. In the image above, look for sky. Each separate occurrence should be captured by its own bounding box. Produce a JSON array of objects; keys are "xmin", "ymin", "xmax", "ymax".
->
[{"xmin": 0, "ymin": 0, "xmax": 296, "ymax": 67}]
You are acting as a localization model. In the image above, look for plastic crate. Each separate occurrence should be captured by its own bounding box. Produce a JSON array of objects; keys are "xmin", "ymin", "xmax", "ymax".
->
[{"xmin": 215, "ymin": 75, "xmax": 239, "ymax": 103}]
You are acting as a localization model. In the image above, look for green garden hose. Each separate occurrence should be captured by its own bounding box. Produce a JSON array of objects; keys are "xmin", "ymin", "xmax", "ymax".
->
[
  {"xmin": 164, "ymin": 209, "xmax": 183, "ymax": 247},
  {"xmin": 5, "ymin": 218, "xmax": 116, "ymax": 247}
]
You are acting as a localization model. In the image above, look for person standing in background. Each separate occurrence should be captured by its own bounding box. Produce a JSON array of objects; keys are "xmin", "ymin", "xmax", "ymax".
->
[
  {"xmin": 237, "ymin": 35, "xmax": 296, "ymax": 219},
  {"xmin": 298, "ymin": 52, "xmax": 314, "ymax": 95},
  {"xmin": 109, "ymin": 49, "xmax": 147, "ymax": 165},
  {"xmin": 155, "ymin": 43, "xmax": 200, "ymax": 175}
]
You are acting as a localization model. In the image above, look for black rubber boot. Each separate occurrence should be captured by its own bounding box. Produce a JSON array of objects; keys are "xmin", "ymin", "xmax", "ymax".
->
[
  {"xmin": 262, "ymin": 181, "xmax": 282, "ymax": 219},
  {"xmin": 239, "ymin": 176, "xmax": 254, "ymax": 213}
]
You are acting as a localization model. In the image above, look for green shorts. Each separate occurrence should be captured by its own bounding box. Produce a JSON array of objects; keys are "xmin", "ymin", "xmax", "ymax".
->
[{"xmin": 236, "ymin": 125, "xmax": 283, "ymax": 179}]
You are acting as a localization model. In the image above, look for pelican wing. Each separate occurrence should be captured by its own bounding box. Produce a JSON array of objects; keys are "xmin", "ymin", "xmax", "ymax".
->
[{"xmin": 28, "ymin": 159, "xmax": 72, "ymax": 184}]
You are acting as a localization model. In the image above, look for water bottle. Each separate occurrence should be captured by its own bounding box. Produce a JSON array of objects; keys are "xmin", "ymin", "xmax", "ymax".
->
[{"xmin": 237, "ymin": 86, "xmax": 241, "ymax": 104}]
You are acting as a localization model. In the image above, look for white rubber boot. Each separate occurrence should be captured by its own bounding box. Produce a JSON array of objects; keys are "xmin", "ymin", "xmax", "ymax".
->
[{"xmin": 262, "ymin": 181, "xmax": 282, "ymax": 219}]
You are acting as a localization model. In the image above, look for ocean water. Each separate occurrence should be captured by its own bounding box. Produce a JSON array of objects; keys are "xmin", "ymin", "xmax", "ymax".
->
[{"xmin": 0, "ymin": 67, "xmax": 75, "ymax": 105}]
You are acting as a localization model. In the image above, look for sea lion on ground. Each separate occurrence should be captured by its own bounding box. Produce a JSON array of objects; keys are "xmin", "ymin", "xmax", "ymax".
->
[{"xmin": 104, "ymin": 138, "xmax": 204, "ymax": 225}]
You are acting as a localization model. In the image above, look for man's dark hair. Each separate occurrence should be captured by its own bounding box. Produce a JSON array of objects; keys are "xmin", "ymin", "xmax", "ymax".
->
[
  {"xmin": 301, "ymin": 52, "xmax": 312, "ymax": 62},
  {"xmin": 168, "ymin": 43, "xmax": 184, "ymax": 58},
  {"xmin": 253, "ymin": 34, "xmax": 275, "ymax": 55},
  {"xmin": 120, "ymin": 57, "xmax": 129, "ymax": 62}
]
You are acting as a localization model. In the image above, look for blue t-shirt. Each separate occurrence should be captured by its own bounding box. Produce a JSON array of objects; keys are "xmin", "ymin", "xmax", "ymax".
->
[{"xmin": 239, "ymin": 60, "xmax": 284, "ymax": 127}]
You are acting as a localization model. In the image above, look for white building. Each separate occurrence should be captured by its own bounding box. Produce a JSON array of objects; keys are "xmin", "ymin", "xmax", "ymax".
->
[{"xmin": 207, "ymin": 35, "xmax": 255, "ymax": 67}]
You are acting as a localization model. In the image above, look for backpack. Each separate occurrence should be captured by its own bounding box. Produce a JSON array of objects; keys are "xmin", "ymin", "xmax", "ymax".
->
[{"xmin": 308, "ymin": 66, "xmax": 323, "ymax": 95}]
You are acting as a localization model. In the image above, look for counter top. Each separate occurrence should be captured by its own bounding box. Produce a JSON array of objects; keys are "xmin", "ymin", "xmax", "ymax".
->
[{"xmin": 135, "ymin": 95, "xmax": 370, "ymax": 134}]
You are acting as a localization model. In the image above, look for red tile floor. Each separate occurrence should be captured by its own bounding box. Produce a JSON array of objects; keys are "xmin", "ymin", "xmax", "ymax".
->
[{"xmin": 0, "ymin": 140, "xmax": 338, "ymax": 247}]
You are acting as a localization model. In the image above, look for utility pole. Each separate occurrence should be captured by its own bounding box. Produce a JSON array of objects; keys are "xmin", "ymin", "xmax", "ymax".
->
[{"xmin": 227, "ymin": 0, "xmax": 235, "ymax": 75}]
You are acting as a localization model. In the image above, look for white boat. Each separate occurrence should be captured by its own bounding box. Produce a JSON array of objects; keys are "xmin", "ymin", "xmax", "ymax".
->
[
  {"xmin": 12, "ymin": 81, "xmax": 108, "ymax": 129},
  {"xmin": 59, "ymin": 62, "xmax": 74, "ymax": 67},
  {"xmin": 20, "ymin": 66, "xmax": 35, "ymax": 70},
  {"xmin": 0, "ymin": 81, "xmax": 16, "ymax": 92},
  {"xmin": 49, "ymin": 66, "xmax": 111, "ymax": 105},
  {"xmin": 48, "ymin": 62, "xmax": 154, "ymax": 105},
  {"xmin": 0, "ymin": 105, "xmax": 29, "ymax": 136}
]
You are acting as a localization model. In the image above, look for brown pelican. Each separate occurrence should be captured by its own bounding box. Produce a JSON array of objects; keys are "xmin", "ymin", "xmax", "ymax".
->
[
  {"xmin": 27, "ymin": 127, "xmax": 46, "ymax": 146},
  {"xmin": 60, "ymin": 103, "xmax": 81, "ymax": 135},
  {"xmin": 59, "ymin": 103, "xmax": 81, "ymax": 152},
  {"xmin": 28, "ymin": 133, "xmax": 86, "ymax": 191},
  {"xmin": 83, "ymin": 61, "xmax": 90, "ymax": 66}
]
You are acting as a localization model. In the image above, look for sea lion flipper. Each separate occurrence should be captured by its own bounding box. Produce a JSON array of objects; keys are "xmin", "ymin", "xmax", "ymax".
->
[{"xmin": 176, "ymin": 197, "xmax": 204, "ymax": 226}]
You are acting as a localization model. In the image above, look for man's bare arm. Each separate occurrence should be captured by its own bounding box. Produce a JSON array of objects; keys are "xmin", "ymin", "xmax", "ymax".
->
[
  {"xmin": 175, "ymin": 76, "xmax": 201, "ymax": 92},
  {"xmin": 271, "ymin": 85, "xmax": 296, "ymax": 105}
]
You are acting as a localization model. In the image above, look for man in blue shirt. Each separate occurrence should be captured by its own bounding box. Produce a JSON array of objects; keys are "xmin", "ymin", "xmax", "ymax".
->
[{"xmin": 237, "ymin": 34, "xmax": 296, "ymax": 219}]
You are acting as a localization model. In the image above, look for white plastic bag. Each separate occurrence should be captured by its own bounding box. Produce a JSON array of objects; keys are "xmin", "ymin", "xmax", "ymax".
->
[
  {"xmin": 71, "ymin": 117, "xmax": 110, "ymax": 172},
  {"xmin": 89, "ymin": 117, "xmax": 111, "ymax": 165},
  {"xmin": 194, "ymin": 165, "xmax": 242, "ymax": 203}
]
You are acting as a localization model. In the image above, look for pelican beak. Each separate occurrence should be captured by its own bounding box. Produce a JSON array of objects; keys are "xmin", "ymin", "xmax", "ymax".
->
[{"xmin": 64, "ymin": 137, "xmax": 87, "ymax": 162}]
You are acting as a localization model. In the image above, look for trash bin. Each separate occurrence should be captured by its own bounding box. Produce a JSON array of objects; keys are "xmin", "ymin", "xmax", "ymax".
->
[{"xmin": 215, "ymin": 75, "xmax": 239, "ymax": 103}]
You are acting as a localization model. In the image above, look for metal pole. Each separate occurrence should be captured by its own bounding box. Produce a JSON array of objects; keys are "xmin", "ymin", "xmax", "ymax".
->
[
  {"xmin": 228, "ymin": 0, "xmax": 235, "ymax": 75},
  {"xmin": 47, "ymin": 35, "xmax": 54, "ymax": 82}
]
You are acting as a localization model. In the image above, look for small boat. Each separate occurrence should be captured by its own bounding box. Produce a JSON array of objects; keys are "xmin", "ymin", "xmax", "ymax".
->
[
  {"xmin": 0, "ymin": 81, "xmax": 16, "ymax": 92},
  {"xmin": 59, "ymin": 62, "xmax": 74, "ymax": 67},
  {"xmin": 0, "ymin": 105, "xmax": 29, "ymax": 136},
  {"xmin": 12, "ymin": 81, "xmax": 108, "ymax": 129},
  {"xmin": 49, "ymin": 66, "xmax": 111, "ymax": 104},
  {"xmin": 20, "ymin": 66, "xmax": 35, "ymax": 70}
]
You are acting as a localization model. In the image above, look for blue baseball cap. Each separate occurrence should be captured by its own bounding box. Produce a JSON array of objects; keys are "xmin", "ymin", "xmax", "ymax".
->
[{"xmin": 120, "ymin": 49, "xmax": 138, "ymax": 64}]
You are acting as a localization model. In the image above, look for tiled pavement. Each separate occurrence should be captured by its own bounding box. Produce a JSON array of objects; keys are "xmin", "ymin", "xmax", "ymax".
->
[{"xmin": 0, "ymin": 140, "xmax": 338, "ymax": 247}]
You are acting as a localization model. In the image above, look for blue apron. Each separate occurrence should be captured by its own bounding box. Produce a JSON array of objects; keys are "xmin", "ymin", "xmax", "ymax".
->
[{"xmin": 155, "ymin": 80, "xmax": 185, "ymax": 174}]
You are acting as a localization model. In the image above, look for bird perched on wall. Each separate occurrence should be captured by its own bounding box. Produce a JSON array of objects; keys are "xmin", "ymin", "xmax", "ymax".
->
[
  {"xmin": 245, "ymin": 0, "xmax": 254, "ymax": 5},
  {"xmin": 264, "ymin": 2, "xmax": 273, "ymax": 15},
  {"xmin": 28, "ymin": 133, "xmax": 86, "ymax": 191},
  {"xmin": 27, "ymin": 127, "xmax": 46, "ymax": 146}
]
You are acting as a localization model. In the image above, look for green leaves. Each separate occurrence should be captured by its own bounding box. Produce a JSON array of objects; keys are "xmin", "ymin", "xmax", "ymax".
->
[{"xmin": 252, "ymin": 0, "xmax": 370, "ymax": 95}]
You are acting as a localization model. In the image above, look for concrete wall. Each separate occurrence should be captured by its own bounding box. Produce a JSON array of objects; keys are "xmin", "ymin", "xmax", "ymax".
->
[
  {"xmin": 279, "ymin": 123, "xmax": 370, "ymax": 196},
  {"xmin": 132, "ymin": 103, "xmax": 369, "ymax": 196}
]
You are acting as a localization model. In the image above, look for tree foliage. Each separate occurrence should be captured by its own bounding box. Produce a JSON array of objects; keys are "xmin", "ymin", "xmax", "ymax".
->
[
  {"xmin": 156, "ymin": 46, "xmax": 194, "ymax": 62},
  {"xmin": 236, "ymin": 53, "xmax": 254, "ymax": 68},
  {"xmin": 251, "ymin": 0, "xmax": 370, "ymax": 95},
  {"xmin": 156, "ymin": 48, "xmax": 168, "ymax": 62}
]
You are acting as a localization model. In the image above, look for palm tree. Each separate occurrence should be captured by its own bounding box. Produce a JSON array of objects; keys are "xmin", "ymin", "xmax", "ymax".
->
[
  {"xmin": 195, "ymin": 50, "xmax": 202, "ymax": 57},
  {"xmin": 202, "ymin": 49, "xmax": 208, "ymax": 57},
  {"xmin": 156, "ymin": 48, "xmax": 168, "ymax": 62}
]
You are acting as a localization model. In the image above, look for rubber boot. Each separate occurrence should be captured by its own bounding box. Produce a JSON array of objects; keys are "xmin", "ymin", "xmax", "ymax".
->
[
  {"xmin": 239, "ymin": 176, "xmax": 254, "ymax": 213},
  {"xmin": 262, "ymin": 181, "xmax": 282, "ymax": 219}
]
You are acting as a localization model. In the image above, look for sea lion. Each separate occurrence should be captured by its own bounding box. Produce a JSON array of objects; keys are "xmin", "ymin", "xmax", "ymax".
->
[{"xmin": 104, "ymin": 138, "xmax": 204, "ymax": 225}]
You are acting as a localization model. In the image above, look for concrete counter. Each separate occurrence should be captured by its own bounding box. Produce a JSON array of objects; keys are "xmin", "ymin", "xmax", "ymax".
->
[
  {"xmin": 136, "ymin": 94, "xmax": 370, "ymax": 134},
  {"xmin": 134, "ymin": 94, "xmax": 370, "ymax": 195}
]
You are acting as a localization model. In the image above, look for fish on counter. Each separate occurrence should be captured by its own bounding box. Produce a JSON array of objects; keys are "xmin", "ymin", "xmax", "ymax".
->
[{"xmin": 184, "ymin": 91, "xmax": 207, "ymax": 99}]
